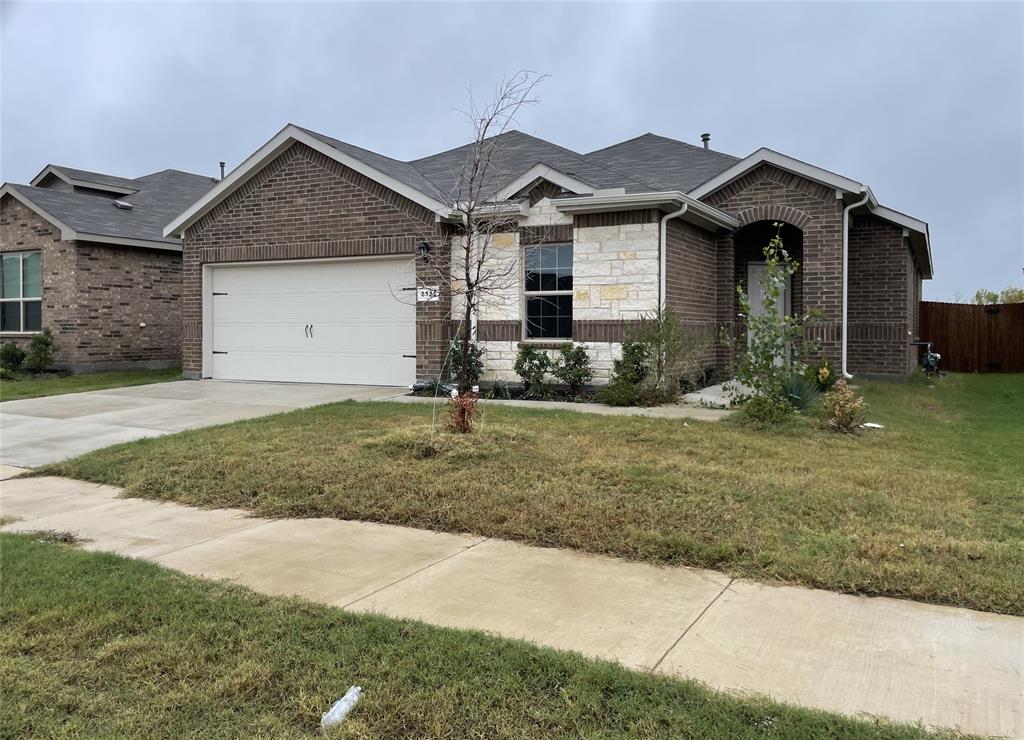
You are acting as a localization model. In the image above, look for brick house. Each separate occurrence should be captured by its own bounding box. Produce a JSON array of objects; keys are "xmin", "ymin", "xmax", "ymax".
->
[
  {"xmin": 0, "ymin": 166, "xmax": 216, "ymax": 371},
  {"xmin": 164, "ymin": 124, "xmax": 932, "ymax": 385}
]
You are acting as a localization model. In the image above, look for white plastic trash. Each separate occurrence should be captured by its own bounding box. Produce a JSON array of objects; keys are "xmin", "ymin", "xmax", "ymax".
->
[
  {"xmin": 320, "ymin": 686, "xmax": 362, "ymax": 730},
  {"xmin": 861, "ymin": 422, "xmax": 884, "ymax": 429}
]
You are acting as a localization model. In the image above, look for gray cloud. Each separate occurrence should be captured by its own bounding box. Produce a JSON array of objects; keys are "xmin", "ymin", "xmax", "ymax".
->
[{"xmin": 2, "ymin": 1, "xmax": 1021, "ymax": 299}]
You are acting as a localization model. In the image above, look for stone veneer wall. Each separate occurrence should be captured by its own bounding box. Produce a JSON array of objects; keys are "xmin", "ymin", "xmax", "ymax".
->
[
  {"xmin": 1, "ymin": 195, "xmax": 182, "ymax": 371},
  {"xmin": 471, "ymin": 204, "xmax": 662, "ymax": 383}
]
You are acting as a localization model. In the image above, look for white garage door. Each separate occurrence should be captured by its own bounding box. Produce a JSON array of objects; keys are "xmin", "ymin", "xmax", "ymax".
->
[{"xmin": 209, "ymin": 258, "xmax": 416, "ymax": 386}]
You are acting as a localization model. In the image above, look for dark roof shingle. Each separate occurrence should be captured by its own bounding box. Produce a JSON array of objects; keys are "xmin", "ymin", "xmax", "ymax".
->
[{"xmin": 7, "ymin": 168, "xmax": 216, "ymax": 245}]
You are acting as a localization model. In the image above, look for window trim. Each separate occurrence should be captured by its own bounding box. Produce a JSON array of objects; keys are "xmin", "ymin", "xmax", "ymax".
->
[
  {"xmin": 521, "ymin": 242, "xmax": 574, "ymax": 342},
  {"xmin": 0, "ymin": 251, "xmax": 43, "ymax": 334}
]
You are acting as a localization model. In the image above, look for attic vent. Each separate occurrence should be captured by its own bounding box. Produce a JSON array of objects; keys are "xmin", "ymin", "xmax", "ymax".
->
[{"xmin": 112, "ymin": 200, "xmax": 133, "ymax": 211}]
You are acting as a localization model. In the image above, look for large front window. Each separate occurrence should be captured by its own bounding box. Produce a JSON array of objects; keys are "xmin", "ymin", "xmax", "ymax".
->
[
  {"xmin": 524, "ymin": 243, "xmax": 572, "ymax": 339},
  {"xmin": 0, "ymin": 251, "xmax": 42, "ymax": 332}
]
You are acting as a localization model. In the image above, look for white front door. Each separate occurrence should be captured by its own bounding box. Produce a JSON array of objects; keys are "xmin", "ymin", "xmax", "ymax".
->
[
  {"xmin": 747, "ymin": 262, "xmax": 792, "ymax": 360},
  {"xmin": 208, "ymin": 257, "xmax": 416, "ymax": 386}
]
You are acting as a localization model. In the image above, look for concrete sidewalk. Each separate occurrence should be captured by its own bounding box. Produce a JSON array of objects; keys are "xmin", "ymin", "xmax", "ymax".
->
[{"xmin": 1, "ymin": 471, "xmax": 1021, "ymax": 738}]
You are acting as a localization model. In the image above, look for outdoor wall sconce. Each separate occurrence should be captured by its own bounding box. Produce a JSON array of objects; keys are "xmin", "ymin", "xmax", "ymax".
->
[{"xmin": 418, "ymin": 240, "xmax": 432, "ymax": 264}]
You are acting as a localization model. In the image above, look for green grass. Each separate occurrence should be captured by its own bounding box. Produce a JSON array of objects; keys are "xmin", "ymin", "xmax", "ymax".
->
[
  {"xmin": 0, "ymin": 534, "xmax": 945, "ymax": 738},
  {"xmin": 0, "ymin": 367, "xmax": 181, "ymax": 401},
  {"xmin": 41, "ymin": 374, "xmax": 1024, "ymax": 615}
]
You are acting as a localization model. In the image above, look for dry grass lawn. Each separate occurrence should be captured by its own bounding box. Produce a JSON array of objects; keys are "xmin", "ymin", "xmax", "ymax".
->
[{"xmin": 42, "ymin": 373, "xmax": 1024, "ymax": 615}]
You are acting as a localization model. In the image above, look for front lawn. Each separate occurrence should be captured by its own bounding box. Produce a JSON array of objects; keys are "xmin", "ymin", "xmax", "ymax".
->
[
  {"xmin": 0, "ymin": 367, "xmax": 181, "ymax": 401},
  {"xmin": 0, "ymin": 534, "xmax": 942, "ymax": 738},
  {"xmin": 41, "ymin": 374, "xmax": 1024, "ymax": 615}
]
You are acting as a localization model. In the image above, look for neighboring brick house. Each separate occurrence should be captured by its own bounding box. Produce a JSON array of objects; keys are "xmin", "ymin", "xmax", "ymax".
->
[
  {"xmin": 164, "ymin": 124, "xmax": 931, "ymax": 386},
  {"xmin": 0, "ymin": 166, "xmax": 216, "ymax": 371}
]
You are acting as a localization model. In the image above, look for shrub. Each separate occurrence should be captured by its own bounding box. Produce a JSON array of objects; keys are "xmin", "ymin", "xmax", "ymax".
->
[
  {"xmin": 780, "ymin": 371, "xmax": 821, "ymax": 412},
  {"xmin": 446, "ymin": 390, "xmax": 479, "ymax": 434},
  {"xmin": 823, "ymin": 380, "xmax": 866, "ymax": 433},
  {"xmin": 24, "ymin": 329, "xmax": 57, "ymax": 373},
  {"xmin": 0, "ymin": 366, "xmax": 13, "ymax": 381},
  {"xmin": 722, "ymin": 224, "xmax": 821, "ymax": 403},
  {"xmin": 447, "ymin": 336, "xmax": 484, "ymax": 388},
  {"xmin": 738, "ymin": 394, "xmax": 794, "ymax": 426},
  {"xmin": 0, "ymin": 342, "xmax": 26, "ymax": 371},
  {"xmin": 513, "ymin": 345, "xmax": 552, "ymax": 398},
  {"xmin": 629, "ymin": 308, "xmax": 710, "ymax": 394},
  {"xmin": 485, "ymin": 379, "xmax": 511, "ymax": 400},
  {"xmin": 552, "ymin": 343, "xmax": 592, "ymax": 396},
  {"xmin": 612, "ymin": 341, "xmax": 649, "ymax": 385},
  {"xmin": 803, "ymin": 358, "xmax": 836, "ymax": 392}
]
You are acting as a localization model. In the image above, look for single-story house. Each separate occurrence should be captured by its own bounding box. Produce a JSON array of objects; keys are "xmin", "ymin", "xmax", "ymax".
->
[
  {"xmin": 0, "ymin": 165, "xmax": 216, "ymax": 371},
  {"xmin": 164, "ymin": 124, "xmax": 932, "ymax": 385}
]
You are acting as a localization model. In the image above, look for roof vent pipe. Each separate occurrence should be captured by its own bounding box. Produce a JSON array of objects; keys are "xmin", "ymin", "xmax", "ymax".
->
[
  {"xmin": 219, "ymin": 162, "xmax": 226, "ymax": 180},
  {"xmin": 700, "ymin": 133, "xmax": 711, "ymax": 149}
]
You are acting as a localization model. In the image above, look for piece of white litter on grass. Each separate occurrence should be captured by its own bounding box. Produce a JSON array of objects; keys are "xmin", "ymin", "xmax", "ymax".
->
[
  {"xmin": 861, "ymin": 422, "xmax": 884, "ymax": 429},
  {"xmin": 321, "ymin": 686, "xmax": 362, "ymax": 730}
]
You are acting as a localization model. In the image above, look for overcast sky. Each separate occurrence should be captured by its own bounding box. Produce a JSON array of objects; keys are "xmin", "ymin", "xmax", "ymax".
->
[{"xmin": 2, "ymin": 1, "xmax": 1021, "ymax": 299}]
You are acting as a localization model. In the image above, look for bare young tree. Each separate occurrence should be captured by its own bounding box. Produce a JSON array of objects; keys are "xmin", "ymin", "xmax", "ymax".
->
[{"xmin": 421, "ymin": 71, "xmax": 549, "ymax": 393}]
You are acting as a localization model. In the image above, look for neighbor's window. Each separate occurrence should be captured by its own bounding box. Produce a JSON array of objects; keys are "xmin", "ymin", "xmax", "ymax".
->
[
  {"xmin": 0, "ymin": 251, "xmax": 42, "ymax": 332},
  {"xmin": 524, "ymin": 243, "xmax": 572, "ymax": 339}
]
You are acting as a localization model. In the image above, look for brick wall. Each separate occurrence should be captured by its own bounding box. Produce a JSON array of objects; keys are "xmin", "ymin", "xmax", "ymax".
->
[
  {"xmin": 1, "ymin": 195, "xmax": 180, "ymax": 370},
  {"xmin": 704, "ymin": 164, "xmax": 844, "ymax": 366},
  {"xmin": 665, "ymin": 218, "xmax": 718, "ymax": 371},
  {"xmin": 182, "ymin": 141, "xmax": 445, "ymax": 377},
  {"xmin": 69, "ymin": 242, "xmax": 182, "ymax": 368},
  {"xmin": 848, "ymin": 214, "xmax": 914, "ymax": 376}
]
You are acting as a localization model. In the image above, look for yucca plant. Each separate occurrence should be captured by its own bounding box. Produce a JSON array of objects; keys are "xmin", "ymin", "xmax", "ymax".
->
[{"xmin": 780, "ymin": 371, "xmax": 821, "ymax": 412}]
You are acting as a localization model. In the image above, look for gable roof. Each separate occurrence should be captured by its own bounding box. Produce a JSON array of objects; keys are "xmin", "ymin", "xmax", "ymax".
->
[
  {"xmin": 585, "ymin": 133, "xmax": 741, "ymax": 193},
  {"xmin": 409, "ymin": 130, "xmax": 651, "ymax": 200},
  {"xmin": 161, "ymin": 123, "xmax": 931, "ymax": 276},
  {"xmin": 3, "ymin": 168, "xmax": 216, "ymax": 250},
  {"xmin": 30, "ymin": 165, "xmax": 143, "ymax": 194}
]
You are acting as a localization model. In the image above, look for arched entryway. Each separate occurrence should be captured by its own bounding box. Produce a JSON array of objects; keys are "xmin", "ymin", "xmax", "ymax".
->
[{"xmin": 733, "ymin": 220, "xmax": 804, "ymax": 321}]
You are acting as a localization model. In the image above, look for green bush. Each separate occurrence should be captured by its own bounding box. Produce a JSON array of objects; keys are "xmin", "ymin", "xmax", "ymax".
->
[
  {"xmin": 552, "ymin": 343, "xmax": 592, "ymax": 396},
  {"xmin": 485, "ymin": 379, "xmax": 511, "ymax": 400},
  {"xmin": 803, "ymin": 359, "xmax": 837, "ymax": 391},
  {"xmin": 738, "ymin": 394, "xmax": 794, "ymax": 426},
  {"xmin": 447, "ymin": 336, "xmax": 484, "ymax": 388},
  {"xmin": 613, "ymin": 341, "xmax": 649, "ymax": 385},
  {"xmin": 781, "ymin": 372, "xmax": 822, "ymax": 412},
  {"xmin": 24, "ymin": 329, "xmax": 58, "ymax": 373},
  {"xmin": 597, "ymin": 380, "xmax": 674, "ymax": 407},
  {"xmin": 0, "ymin": 341, "xmax": 26, "ymax": 371},
  {"xmin": 514, "ymin": 345, "xmax": 552, "ymax": 398},
  {"xmin": 0, "ymin": 366, "xmax": 14, "ymax": 381}
]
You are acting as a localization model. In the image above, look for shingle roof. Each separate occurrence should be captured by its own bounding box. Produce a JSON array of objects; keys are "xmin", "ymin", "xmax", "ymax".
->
[
  {"xmin": 584, "ymin": 133, "xmax": 741, "ymax": 193},
  {"xmin": 37, "ymin": 165, "xmax": 142, "ymax": 192},
  {"xmin": 408, "ymin": 130, "xmax": 653, "ymax": 200},
  {"xmin": 298, "ymin": 126, "xmax": 446, "ymax": 203},
  {"xmin": 297, "ymin": 127, "xmax": 737, "ymax": 203},
  {"xmin": 6, "ymin": 168, "xmax": 216, "ymax": 246}
]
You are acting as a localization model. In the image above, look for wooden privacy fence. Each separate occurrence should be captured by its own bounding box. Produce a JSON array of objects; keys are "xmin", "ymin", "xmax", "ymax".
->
[{"xmin": 919, "ymin": 301, "xmax": 1024, "ymax": 373}]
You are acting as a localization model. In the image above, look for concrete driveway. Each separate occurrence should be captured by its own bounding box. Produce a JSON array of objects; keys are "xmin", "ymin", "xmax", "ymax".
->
[{"xmin": 0, "ymin": 380, "xmax": 405, "ymax": 468}]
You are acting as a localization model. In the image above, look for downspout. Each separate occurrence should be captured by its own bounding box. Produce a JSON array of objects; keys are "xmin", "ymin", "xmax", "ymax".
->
[
  {"xmin": 659, "ymin": 203, "xmax": 688, "ymax": 310},
  {"xmin": 841, "ymin": 189, "xmax": 871, "ymax": 379}
]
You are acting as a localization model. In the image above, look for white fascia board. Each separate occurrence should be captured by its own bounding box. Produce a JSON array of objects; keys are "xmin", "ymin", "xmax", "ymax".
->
[
  {"xmin": 689, "ymin": 147, "xmax": 868, "ymax": 200},
  {"xmin": 29, "ymin": 165, "xmax": 137, "ymax": 195},
  {"xmin": 0, "ymin": 184, "xmax": 76, "ymax": 239},
  {"xmin": 871, "ymin": 204, "xmax": 933, "ymax": 278},
  {"xmin": 75, "ymin": 233, "xmax": 183, "ymax": 252},
  {"xmin": 164, "ymin": 125, "xmax": 449, "ymax": 237},
  {"xmin": 554, "ymin": 191, "xmax": 739, "ymax": 229},
  {"xmin": 494, "ymin": 164, "xmax": 598, "ymax": 200}
]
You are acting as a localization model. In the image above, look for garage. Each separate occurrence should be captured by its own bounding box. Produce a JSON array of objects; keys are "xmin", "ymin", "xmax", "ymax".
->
[{"xmin": 207, "ymin": 257, "xmax": 416, "ymax": 386}]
